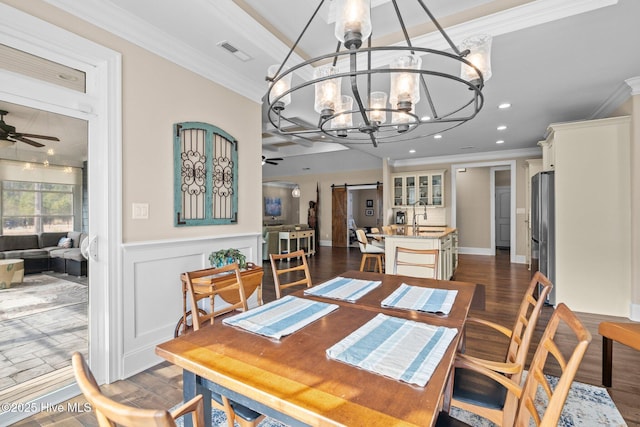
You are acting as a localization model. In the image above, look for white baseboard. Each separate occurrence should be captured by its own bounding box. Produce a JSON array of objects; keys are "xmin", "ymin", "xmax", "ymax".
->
[{"xmin": 458, "ymin": 247, "xmax": 493, "ymax": 256}]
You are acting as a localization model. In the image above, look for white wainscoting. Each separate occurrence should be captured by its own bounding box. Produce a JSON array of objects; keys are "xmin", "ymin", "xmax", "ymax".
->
[{"xmin": 120, "ymin": 232, "xmax": 261, "ymax": 378}]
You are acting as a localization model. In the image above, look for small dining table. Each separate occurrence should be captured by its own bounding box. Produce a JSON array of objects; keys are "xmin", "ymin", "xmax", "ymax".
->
[{"xmin": 156, "ymin": 270, "xmax": 476, "ymax": 427}]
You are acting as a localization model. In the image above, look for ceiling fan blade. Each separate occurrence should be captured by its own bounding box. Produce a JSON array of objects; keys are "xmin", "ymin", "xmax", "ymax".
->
[
  {"xmin": 15, "ymin": 136, "xmax": 45, "ymax": 147},
  {"xmin": 17, "ymin": 133, "xmax": 60, "ymax": 141},
  {"xmin": 266, "ymin": 160, "xmax": 278, "ymax": 165},
  {"xmin": 268, "ymin": 157, "xmax": 284, "ymax": 161}
]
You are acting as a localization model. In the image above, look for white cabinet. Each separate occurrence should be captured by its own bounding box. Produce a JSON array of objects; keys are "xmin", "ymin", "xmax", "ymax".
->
[
  {"xmin": 538, "ymin": 138, "xmax": 555, "ymax": 171},
  {"xmin": 543, "ymin": 116, "xmax": 631, "ymax": 316},
  {"xmin": 437, "ymin": 230, "xmax": 459, "ymax": 280},
  {"xmin": 383, "ymin": 230, "xmax": 458, "ymax": 280},
  {"xmin": 392, "ymin": 170, "xmax": 445, "ymax": 207}
]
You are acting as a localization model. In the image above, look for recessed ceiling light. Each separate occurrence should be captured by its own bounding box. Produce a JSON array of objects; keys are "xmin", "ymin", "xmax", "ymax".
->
[
  {"xmin": 498, "ymin": 103, "xmax": 511, "ymax": 109},
  {"xmin": 434, "ymin": 134, "xmax": 442, "ymax": 139},
  {"xmin": 496, "ymin": 140, "xmax": 505, "ymax": 144},
  {"xmin": 497, "ymin": 125, "xmax": 507, "ymax": 131},
  {"xmin": 421, "ymin": 116, "xmax": 431, "ymax": 121},
  {"xmin": 409, "ymin": 149, "xmax": 416, "ymax": 153}
]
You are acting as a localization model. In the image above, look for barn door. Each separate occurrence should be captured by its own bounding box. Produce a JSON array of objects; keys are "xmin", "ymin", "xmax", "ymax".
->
[
  {"xmin": 332, "ymin": 186, "xmax": 347, "ymax": 247},
  {"xmin": 376, "ymin": 183, "xmax": 384, "ymax": 227}
]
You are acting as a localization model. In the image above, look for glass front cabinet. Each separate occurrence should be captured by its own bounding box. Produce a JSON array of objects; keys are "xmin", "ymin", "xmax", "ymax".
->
[{"xmin": 392, "ymin": 170, "xmax": 445, "ymax": 207}]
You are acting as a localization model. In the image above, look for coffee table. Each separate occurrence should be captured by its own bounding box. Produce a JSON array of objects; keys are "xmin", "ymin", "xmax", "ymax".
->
[{"xmin": 0, "ymin": 259, "xmax": 25, "ymax": 289}]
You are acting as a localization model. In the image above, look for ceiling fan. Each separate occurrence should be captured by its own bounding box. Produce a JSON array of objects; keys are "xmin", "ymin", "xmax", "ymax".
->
[
  {"xmin": 262, "ymin": 155, "xmax": 283, "ymax": 166},
  {"xmin": 0, "ymin": 110, "xmax": 60, "ymax": 148}
]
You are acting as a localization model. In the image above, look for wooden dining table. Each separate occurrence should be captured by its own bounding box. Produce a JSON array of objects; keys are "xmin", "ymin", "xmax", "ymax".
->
[{"xmin": 156, "ymin": 270, "xmax": 476, "ymax": 427}]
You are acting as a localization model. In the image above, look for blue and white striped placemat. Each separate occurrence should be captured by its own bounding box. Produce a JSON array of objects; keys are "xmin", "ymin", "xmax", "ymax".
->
[
  {"xmin": 222, "ymin": 295, "xmax": 338, "ymax": 339},
  {"xmin": 326, "ymin": 313, "xmax": 458, "ymax": 387},
  {"xmin": 304, "ymin": 276, "xmax": 382, "ymax": 302},
  {"xmin": 381, "ymin": 283, "xmax": 458, "ymax": 315}
]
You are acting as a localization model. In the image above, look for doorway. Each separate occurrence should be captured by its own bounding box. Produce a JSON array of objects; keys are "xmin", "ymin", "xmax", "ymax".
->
[
  {"xmin": 0, "ymin": 4, "xmax": 120, "ymax": 424},
  {"xmin": 332, "ymin": 183, "xmax": 382, "ymax": 247},
  {"xmin": 0, "ymin": 101, "xmax": 89, "ymax": 409},
  {"xmin": 451, "ymin": 160, "xmax": 517, "ymax": 263},
  {"xmin": 494, "ymin": 168, "xmax": 511, "ymax": 251}
]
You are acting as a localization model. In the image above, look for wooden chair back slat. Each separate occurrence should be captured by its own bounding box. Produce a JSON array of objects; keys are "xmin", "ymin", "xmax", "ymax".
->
[
  {"xmin": 270, "ymin": 250, "xmax": 313, "ymax": 299},
  {"xmin": 72, "ymin": 352, "xmax": 204, "ymax": 427}
]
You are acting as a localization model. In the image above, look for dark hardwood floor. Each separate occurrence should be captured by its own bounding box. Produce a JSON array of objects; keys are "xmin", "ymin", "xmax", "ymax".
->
[{"xmin": 15, "ymin": 246, "xmax": 640, "ymax": 426}]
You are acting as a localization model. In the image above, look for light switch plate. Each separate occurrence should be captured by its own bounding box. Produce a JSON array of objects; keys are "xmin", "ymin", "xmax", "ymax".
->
[{"xmin": 132, "ymin": 203, "xmax": 149, "ymax": 219}]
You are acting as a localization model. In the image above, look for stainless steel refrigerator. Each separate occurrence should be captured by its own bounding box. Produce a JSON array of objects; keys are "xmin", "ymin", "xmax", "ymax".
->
[{"xmin": 531, "ymin": 171, "xmax": 555, "ymax": 305}]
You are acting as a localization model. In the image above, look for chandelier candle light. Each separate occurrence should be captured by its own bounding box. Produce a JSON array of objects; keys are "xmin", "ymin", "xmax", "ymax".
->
[{"xmin": 266, "ymin": 0, "xmax": 492, "ymax": 147}]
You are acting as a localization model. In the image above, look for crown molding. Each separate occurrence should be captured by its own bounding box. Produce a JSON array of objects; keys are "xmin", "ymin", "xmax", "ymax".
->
[
  {"xmin": 626, "ymin": 76, "xmax": 640, "ymax": 96},
  {"xmin": 338, "ymin": 0, "xmax": 619, "ymax": 71},
  {"xmin": 43, "ymin": 0, "xmax": 617, "ymax": 104},
  {"xmin": 43, "ymin": 0, "xmax": 265, "ymax": 102},
  {"xmin": 590, "ymin": 81, "xmax": 632, "ymax": 119},
  {"xmin": 391, "ymin": 147, "xmax": 541, "ymax": 168}
]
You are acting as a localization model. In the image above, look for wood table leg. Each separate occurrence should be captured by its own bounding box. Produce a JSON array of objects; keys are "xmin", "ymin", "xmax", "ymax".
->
[{"xmin": 602, "ymin": 336, "xmax": 613, "ymax": 387}]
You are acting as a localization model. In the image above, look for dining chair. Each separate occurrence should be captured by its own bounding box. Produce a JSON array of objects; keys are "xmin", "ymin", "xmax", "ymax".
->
[
  {"xmin": 184, "ymin": 263, "xmax": 265, "ymax": 427},
  {"xmin": 382, "ymin": 225, "xmax": 393, "ymax": 235},
  {"xmin": 393, "ymin": 246, "xmax": 438, "ymax": 278},
  {"xmin": 370, "ymin": 227, "xmax": 383, "ymax": 244},
  {"xmin": 355, "ymin": 228, "xmax": 385, "ymax": 273},
  {"xmin": 72, "ymin": 352, "xmax": 205, "ymax": 427},
  {"xmin": 270, "ymin": 249, "xmax": 313, "ymax": 299},
  {"xmin": 437, "ymin": 303, "xmax": 592, "ymax": 427},
  {"xmin": 443, "ymin": 271, "xmax": 553, "ymax": 426}
]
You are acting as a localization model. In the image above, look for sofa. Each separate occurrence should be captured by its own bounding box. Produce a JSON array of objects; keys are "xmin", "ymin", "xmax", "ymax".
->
[
  {"xmin": 0, "ymin": 231, "xmax": 88, "ymax": 276},
  {"xmin": 262, "ymin": 224, "xmax": 311, "ymax": 260}
]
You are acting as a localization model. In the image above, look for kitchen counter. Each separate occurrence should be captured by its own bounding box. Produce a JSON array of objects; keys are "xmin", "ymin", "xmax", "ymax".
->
[
  {"xmin": 382, "ymin": 228, "xmax": 458, "ymax": 280},
  {"xmin": 399, "ymin": 227, "xmax": 456, "ymax": 239}
]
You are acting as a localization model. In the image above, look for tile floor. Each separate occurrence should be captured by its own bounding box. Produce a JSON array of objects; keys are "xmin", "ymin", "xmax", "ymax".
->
[{"xmin": 0, "ymin": 274, "xmax": 88, "ymax": 393}]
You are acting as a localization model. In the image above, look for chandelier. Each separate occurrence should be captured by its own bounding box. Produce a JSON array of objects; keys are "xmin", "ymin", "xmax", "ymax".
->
[{"xmin": 265, "ymin": 0, "xmax": 492, "ymax": 147}]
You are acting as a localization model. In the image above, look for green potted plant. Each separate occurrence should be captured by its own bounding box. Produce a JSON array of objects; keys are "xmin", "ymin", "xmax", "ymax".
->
[{"xmin": 209, "ymin": 248, "xmax": 247, "ymax": 269}]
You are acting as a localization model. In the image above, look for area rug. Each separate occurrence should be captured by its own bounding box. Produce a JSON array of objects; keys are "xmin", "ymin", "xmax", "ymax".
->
[
  {"xmin": 449, "ymin": 373, "xmax": 627, "ymax": 426},
  {"xmin": 0, "ymin": 273, "xmax": 87, "ymax": 320},
  {"xmin": 174, "ymin": 375, "xmax": 626, "ymax": 426}
]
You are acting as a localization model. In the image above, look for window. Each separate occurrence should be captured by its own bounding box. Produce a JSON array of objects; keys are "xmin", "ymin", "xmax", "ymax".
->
[
  {"xmin": 174, "ymin": 122, "xmax": 238, "ymax": 226},
  {"xmin": 2, "ymin": 180, "xmax": 74, "ymax": 235}
]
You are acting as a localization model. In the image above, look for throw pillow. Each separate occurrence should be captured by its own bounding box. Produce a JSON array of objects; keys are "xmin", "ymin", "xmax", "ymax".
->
[{"xmin": 58, "ymin": 237, "xmax": 73, "ymax": 248}]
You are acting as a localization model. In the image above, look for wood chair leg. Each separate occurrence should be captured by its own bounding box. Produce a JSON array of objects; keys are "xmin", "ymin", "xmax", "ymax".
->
[
  {"xmin": 359, "ymin": 254, "xmax": 367, "ymax": 272},
  {"xmin": 602, "ymin": 336, "xmax": 613, "ymax": 387}
]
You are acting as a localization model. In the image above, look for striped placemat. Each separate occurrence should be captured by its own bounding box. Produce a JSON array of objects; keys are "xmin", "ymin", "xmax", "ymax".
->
[
  {"xmin": 326, "ymin": 313, "xmax": 458, "ymax": 387},
  {"xmin": 381, "ymin": 283, "xmax": 458, "ymax": 315},
  {"xmin": 222, "ymin": 295, "xmax": 338, "ymax": 339},
  {"xmin": 304, "ymin": 276, "xmax": 382, "ymax": 302}
]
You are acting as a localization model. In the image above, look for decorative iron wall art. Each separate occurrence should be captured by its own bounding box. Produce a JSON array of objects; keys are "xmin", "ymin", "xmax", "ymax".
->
[{"xmin": 174, "ymin": 122, "xmax": 238, "ymax": 226}]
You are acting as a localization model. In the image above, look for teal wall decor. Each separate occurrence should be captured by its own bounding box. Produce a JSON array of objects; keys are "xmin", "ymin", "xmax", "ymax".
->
[{"xmin": 174, "ymin": 122, "xmax": 238, "ymax": 226}]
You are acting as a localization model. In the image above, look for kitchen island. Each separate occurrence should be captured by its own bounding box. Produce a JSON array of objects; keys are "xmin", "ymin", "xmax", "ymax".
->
[{"xmin": 382, "ymin": 227, "xmax": 458, "ymax": 280}]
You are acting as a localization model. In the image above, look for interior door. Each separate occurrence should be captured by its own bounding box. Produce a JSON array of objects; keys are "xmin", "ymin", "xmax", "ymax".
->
[
  {"xmin": 495, "ymin": 186, "xmax": 511, "ymax": 248},
  {"xmin": 332, "ymin": 186, "xmax": 347, "ymax": 247}
]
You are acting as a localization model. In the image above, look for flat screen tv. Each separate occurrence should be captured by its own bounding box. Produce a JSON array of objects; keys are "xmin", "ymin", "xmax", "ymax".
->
[{"xmin": 264, "ymin": 197, "xmax": 282, "ymax": 217}]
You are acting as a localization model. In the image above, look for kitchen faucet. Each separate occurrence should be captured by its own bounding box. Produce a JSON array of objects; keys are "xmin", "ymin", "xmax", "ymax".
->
[{"xmin": 412, "ymin": 200, "xmax": 428, "ymax": 235}]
